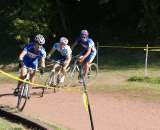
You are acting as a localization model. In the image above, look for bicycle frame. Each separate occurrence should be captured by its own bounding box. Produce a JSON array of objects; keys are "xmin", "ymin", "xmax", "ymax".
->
[
  {"xmin": 68, "ymin": 55, "xmax": 98, "ymax": 81},
  {"xmin": 41, "ymin": 60, "xmax": 64, "ymax": 96}
]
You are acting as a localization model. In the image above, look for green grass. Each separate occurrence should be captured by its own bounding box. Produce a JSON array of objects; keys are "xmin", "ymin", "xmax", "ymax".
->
[
  {"xmin": 0, "ymin": 71, "xmax": 18, "ymax": 84},
  {"xmin": 0, "ymin": 118, "xmax": 25, "ymax": 130},
  {"xmin": 89, "ymin": 67, "xmax": 160, "ymax": 102}
]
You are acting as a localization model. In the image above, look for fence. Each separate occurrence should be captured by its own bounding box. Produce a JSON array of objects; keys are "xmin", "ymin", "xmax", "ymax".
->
[{"xmin": 96, "ymin": 42, "xmax": 160, "ymax": 77}]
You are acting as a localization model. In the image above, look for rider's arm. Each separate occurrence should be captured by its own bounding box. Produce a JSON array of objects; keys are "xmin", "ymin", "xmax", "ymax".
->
[
  {"xmin": 66, "ymin": 53, "xmax": 71, "ymax": 62},
  {"xmin": 40, "ymin": 57, "xmax": 45, "ymax": 68},
  {"xmin": 19, "ymin": 50, "xmax": 27, "ymax": 61},
  {"xmin": 39, "ymin": 51, "xmax": 46, "ymax": 74},
  {"xmin": 47, "ymin": 48, "xmax": 56, "ymax": 59},
  {"xmin": 63, "ymin": 47, "xmax": 72, "ymax": 69},
  {"xmin": 83, "ymin": 47, "xmax": 91, "ymax": 59}
]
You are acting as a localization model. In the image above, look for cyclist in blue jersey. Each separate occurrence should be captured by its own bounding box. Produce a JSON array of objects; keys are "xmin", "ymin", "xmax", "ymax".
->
[
  {"xmin": 13, "ymin": 34, "xmax": 46, "ymax": 95},
  {"xmin": 72, "ymin": 30, "xmax": 97, "ymax": 83},
  {"xmin": 47, "ymin": 37, "xmax": 72, "ymax": 85}
]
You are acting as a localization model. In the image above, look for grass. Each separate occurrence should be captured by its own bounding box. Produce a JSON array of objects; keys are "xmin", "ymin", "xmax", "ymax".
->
[
  {"xmin": 0, "ymin": 117, "xmax": 25, "ymax": 130},
  {"xmin": 89, "ymin": 67, "xmax": 160, "ymax": 102},
  {"xmin": 0, "ymin": 115, "xmax": 69, "ymax": 130}
]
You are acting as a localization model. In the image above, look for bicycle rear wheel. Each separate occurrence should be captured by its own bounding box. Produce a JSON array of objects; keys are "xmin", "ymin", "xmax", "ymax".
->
[
  {"xmin": 88, "ymin": 63, "xmax": 98, "ymax": 80},
  {"xmin": 68, "ymin": 65, "xmax": 80, "ymax": 79},
  {"xmin": 16, "ymin": 83, "xmax": 29, "ymax": 111}
]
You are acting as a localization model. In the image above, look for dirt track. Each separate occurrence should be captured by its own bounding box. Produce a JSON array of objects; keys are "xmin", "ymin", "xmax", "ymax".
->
[{"xmin": 1, "ymin": 84, "xmax": 160, "ymax": 130}]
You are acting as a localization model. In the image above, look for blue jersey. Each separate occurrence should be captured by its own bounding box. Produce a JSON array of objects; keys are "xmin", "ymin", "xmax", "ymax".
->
[
  {"xmin": 23, "ymin": 42, "xmax": 46, "ymax": 69},
  {"xmin": 77, "ymin": 37, "xmax": 96, "ymax": 53}
]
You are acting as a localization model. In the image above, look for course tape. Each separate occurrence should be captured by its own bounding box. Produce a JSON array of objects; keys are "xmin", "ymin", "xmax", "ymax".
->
[
  {"xmin": 98, "ymin": 45, "xmax": 160, "ymax": 49},
  {"xmin": 144, "ymin": 49, "xmax": 160, "ymax": 52},
  {"xmin": 0, "ymin": 69, "xmax": 52, "ymax": 88},
  {"xmin": 83, "ymin": 92, "xmax": 88, "ymax": 112}
]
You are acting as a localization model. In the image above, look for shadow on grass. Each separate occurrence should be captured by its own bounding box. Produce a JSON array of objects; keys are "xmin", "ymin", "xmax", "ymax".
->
[{"xmin": 128, "ymin": 76, "xmax": 160, "ymax": 84}]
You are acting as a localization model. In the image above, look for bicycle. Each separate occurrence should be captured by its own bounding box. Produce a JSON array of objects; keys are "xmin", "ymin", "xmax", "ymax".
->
[
  {"xmin": 41, "ymin": 59, "xmax": 65, "ymax": 97},
  {"xmin": 16, "ymin": 67, "xmax": 34, "ymax": 111},
  {"xmin": 67, "ymin": 55, "xmax": 98, "ymax": 81}
]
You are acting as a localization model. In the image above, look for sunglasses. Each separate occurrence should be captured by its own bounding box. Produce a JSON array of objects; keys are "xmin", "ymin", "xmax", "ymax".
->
[
  {"xmin": 81, "ymin": 36, "xmax": 88, "ymax": 41},
  {"xmin": 35, "ymin": 41, "xmax": 43, "ymax": 46}
]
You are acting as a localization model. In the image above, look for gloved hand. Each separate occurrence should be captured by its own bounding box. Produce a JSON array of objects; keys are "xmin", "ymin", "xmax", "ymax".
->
[
  {"xmin": 39, "ymin": 67, "xmax": 45, "ymax": 75},
  {"xmin": 18, "ymin": 60, "xmax": 24, "ymax": 68}
]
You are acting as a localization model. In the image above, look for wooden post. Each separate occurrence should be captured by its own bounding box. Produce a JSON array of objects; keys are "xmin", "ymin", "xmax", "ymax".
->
[
  {"xmin": 145, "ymin": 44, "xmax": 149, "ymax": 77},
  {"xmin": 96, "ymin": 42, "xmax": 99, "ymax": 70}
]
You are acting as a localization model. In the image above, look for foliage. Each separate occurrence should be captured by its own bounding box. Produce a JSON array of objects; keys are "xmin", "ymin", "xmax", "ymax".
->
[
  {"xmin": 1, "ymin": 0, "xmax": 57, "ymax": 44},
  {"xmin": 13, "ymin": 18, "xmax": 48, "ymax": 43}
]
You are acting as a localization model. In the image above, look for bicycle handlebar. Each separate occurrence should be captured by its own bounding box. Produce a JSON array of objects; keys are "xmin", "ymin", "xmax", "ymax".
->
[{"xmin": 46, "ymin": 59, "xmax": 64, "ymax": 66}]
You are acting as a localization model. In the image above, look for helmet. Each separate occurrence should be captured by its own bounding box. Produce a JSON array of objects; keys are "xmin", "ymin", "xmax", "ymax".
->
[
  {"xmin": 60, "ymin": 37, "xmax": 68, "ymax": 45},
  {"xmin": 80, "ymin": 30, "xmax": 89, "ymax": 37},
  {"xmin": 35, "ymin": 34, "xmax": 45, "ymax": 45}
]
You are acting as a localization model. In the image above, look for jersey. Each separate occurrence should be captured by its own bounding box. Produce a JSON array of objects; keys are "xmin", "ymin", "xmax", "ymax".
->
[
  {"xmin": 76, "ymin": 37, "xmax": 96, "ymax": 53},
  {"xmin": 23, "ymin": 42, "xmax": 46, "ymax": 69},
  {"xmin": 52, "ymin": 43, "xmax": 72, "ymax": 58}
]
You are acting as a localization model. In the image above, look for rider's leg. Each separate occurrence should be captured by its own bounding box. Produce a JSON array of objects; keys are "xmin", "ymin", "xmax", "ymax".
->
[
  {"xmin": 14, "ymin": 67, "xmax": 27, "ymax": 95},
  {"xmin": 29, "ymin": 70, "xmax": 36, "ymax": 87},
  {"xmin": 83, "ymin": 52, "xmax": 96, "ymax": 81},
  {"xmin": 52, "ymin": 63, "xmax": 59, "ymax": 85},
  {"xmin": 84, "ymin": 62, "xmax": 91, "ymax": 80},
  {"xmin": 60, "ymin": 59, "xmax": 71, "ymax": 83}
]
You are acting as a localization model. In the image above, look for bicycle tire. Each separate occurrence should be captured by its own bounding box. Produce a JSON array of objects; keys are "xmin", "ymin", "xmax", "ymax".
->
[
  {"xmin": 41, "ymin": 71, "xmax": 55, "ymax": 97},
  {"xmin": 68, "ymin": 65, "xmax": 80, "ymax": 80},
  {"xmin": 88, "ymin": 63, "xmax": 98, "ymax": 80},
  {"xmin": 16, "ymin": 83, "xmax": 29, "ymax": 111},
  {"xmin": 41, "ymin": 64, "xmax": 61, "ymax": 96}
]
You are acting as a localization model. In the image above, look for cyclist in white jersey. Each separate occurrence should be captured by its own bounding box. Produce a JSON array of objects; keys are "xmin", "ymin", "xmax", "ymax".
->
[
  {"xmin": 47, "ymin": 37, "xmax": 72, "ymax": 84},
  {"xmin": 72, "ymin": 30, "xmax": 97, "ymax": 83}
]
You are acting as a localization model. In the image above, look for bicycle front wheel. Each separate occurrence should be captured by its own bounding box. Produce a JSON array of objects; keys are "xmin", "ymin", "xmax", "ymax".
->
[
  {"xmin": 41, "ymin": 71, "xmax": 55, "ymax": 97},
  {"xmin": 16, "ymin": 83, "xmax": 29, "ymax": 111}
]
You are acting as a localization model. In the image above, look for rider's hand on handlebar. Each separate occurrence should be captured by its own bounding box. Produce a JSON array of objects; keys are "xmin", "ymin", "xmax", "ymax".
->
[{"xmin": 78, "ymin": 56, "xmax": 84, "ymax": 64}]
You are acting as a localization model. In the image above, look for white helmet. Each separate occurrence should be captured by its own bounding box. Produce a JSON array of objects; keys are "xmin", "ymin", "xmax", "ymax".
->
[
  {"xmin": 35, "ymin": 34, "xmax": 45, "ymax": 45},
  {"xmin": 60, "ymin": 37, "xmax": 68, "ymax": 45}
]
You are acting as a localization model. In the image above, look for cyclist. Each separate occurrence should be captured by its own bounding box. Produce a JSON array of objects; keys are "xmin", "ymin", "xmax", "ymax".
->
[
  {"xmin": 72, "ymin": 30, "xmax": 97, "ymax": 83},
  {"xmin": 13, "ymin": 34, "xmax": 46, "ymax": 95},
  {"xmin": 47, "ymin": 37, "xmax": 72, "ymax": 86}
]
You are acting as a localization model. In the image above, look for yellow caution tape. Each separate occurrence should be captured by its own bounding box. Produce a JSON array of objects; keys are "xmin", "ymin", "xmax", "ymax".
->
[
  {"xmin": 83, "ymin": 92, "xmax": 88, "ymax": 112},
  {"xmin": 0, "ymin": 69, "xmax": 52, "ymax": 88},
  {"xmin": 144, "ymin": 49, "xmax": 160, "ymax": 52}
]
